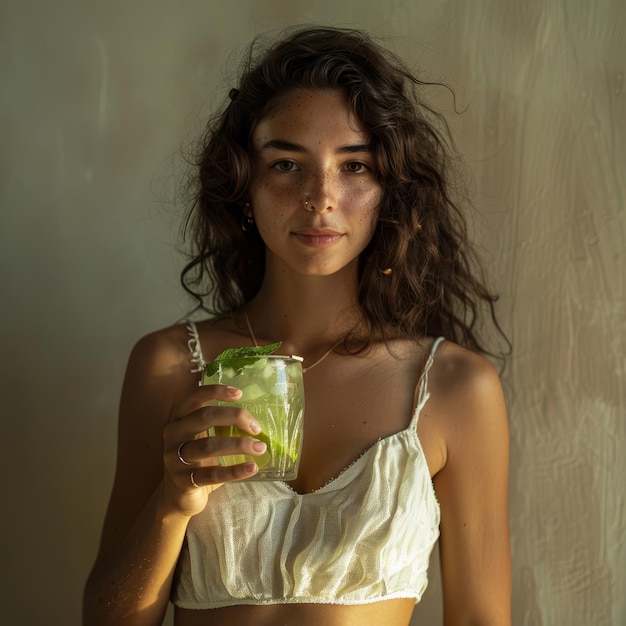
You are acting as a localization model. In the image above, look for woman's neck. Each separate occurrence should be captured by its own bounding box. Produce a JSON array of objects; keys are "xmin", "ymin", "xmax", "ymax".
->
[{"xmin": 245, "ymin": 267, "xmax": 363, "ymax": 354}]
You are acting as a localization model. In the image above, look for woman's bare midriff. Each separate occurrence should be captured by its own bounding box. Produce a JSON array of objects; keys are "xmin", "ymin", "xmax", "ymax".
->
[{"xmin": 174, "ymin": 598, "xmax": 416, "ymax": 626}]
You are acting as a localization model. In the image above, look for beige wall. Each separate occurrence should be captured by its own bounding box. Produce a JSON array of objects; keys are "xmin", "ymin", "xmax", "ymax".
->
[{"xmin": 1, "ymin": 1, "xmax": 624, "ymax": 624}]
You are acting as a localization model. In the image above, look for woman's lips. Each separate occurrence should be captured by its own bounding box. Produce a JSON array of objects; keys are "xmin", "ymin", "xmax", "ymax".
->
[{"xmin": 292, "ymin": 228, "xmax": 344, "ymax": 247}]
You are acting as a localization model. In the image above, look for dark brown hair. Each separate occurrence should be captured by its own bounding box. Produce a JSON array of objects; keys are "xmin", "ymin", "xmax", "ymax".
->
[{"xmin": 181, "ymin": 26, "xmax": 508, "ymax": 355}]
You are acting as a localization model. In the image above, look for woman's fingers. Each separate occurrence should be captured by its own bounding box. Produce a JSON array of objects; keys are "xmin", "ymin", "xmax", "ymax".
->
[
  {"xmin": 165, "ymin": 383, "xmax": 266, "ymax": 473},
  {"xmin": 169, "ymin": 385, "xmax": 261, "ymax": 436},
  {"xmin": 157, "ymin": 385, "xmax": 268, "ymax": 515},
  {"xmin": 191, "ymin": 461, "xmax": 259, "ymax": 487},
  {"xmin": 162, "ymin": 383, "xmax": 269, "ymax": 498},
  {"xmin": 170, "ymin": 384, "xmax": 243, "ymax": 421},
  {"xmin": 173, "ymin": 436, "xmax": 264, "ymax": 494},
  {"xmin": 166, "ymin": 403, "xmax": 262, "ymax": 446},
  {"xmin": 176, "ymin": 434, "xmax": 267, "ymax": 466}
]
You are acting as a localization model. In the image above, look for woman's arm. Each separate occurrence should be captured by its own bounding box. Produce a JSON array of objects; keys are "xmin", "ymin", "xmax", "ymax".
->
[
  {"xmin": 432, "ymin": 348, "xmax": 511, "ymax": 626},
  {"xmin": 83, "ymin": 328, "xmax": 264, "ymax": 626}
]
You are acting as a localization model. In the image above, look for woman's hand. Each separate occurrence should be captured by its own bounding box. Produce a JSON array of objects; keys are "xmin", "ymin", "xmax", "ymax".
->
[{"xmin": 160, "ymin": 384, "xmax": 267, "ymax": 518}]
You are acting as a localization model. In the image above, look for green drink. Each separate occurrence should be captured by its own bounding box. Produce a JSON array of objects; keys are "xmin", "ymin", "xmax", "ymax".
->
[{"xmin": 203, "ymin": 349, "xmax": 305, "ymax": 481}]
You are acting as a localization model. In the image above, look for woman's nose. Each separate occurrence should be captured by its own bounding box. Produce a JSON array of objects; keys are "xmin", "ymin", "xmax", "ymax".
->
[{"xmin": 303, "ymin": 170, "xmax": 336, "ymax": 213}]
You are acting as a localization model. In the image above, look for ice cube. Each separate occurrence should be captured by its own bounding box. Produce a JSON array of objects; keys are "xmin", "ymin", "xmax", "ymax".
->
[{"xmin": 242, "ymin": 382, "xmax": 265, "ymax": 400}]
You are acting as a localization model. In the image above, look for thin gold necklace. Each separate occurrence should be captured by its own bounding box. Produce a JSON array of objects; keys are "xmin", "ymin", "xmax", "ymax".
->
[{"xmin": 244, "ymin": 308, "xmax": 344, "ymax": 373}]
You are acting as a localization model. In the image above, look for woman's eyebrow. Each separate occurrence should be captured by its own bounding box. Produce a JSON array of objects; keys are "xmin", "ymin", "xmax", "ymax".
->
[
  {"xmin": 261, "ymin": 139, "xmax": 372, "ymax": 153},
  {"xmin": 261, "ymin": 139, "xmax": 306, "ymax": 152},
  {"xmin": 337, "ymin": 143, "xmax": 372, "ymax": 154}
]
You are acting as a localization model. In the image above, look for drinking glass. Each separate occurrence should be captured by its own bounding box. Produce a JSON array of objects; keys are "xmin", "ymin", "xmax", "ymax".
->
[{"xmin": 204, "ymin": 355, "xmax": 305, "ymax": 480}]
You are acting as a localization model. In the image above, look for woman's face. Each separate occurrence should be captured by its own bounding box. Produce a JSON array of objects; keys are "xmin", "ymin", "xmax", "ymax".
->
[{"xmin": 248, "ymin": 88, "xmax": 382, "ymax": 278}]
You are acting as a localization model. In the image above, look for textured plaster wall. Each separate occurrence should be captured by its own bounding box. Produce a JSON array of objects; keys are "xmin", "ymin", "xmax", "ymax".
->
[{"xmin": 1, "ymin": 1, "xmax": 624, "ymax": 625}]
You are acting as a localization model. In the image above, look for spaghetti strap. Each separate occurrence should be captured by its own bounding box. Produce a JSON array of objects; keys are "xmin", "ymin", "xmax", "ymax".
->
[
  {"xmin": 185, "ymin": 320, "xmax": 206, "ymax": 374},
  {"xmin": 410, "ymin": 337, "xmax": 445, "ymax": 428}
]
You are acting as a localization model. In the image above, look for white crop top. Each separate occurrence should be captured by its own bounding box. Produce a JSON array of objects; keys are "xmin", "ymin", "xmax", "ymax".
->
[{"xmin": 172, "ymin": 322, "xmax": 443, "ymax": 609}]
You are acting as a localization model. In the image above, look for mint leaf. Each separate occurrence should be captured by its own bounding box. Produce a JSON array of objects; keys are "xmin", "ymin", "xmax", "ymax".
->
[
  {"xmin": 204, "ymin": 341, "xmax": 282, "ymax": 378},
  {"xmin": 213, "ymin": 341, "xmax": 282, "ymax": 362}
]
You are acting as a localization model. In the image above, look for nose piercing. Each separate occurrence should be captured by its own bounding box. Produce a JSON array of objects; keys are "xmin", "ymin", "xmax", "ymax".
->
[{"xmin": 304, "ymin": 200, "xmax": 314, "ymax": 212}]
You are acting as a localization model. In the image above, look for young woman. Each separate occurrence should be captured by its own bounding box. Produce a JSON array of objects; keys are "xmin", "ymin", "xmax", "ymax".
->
[{"xmin": 84, "ymin": 27, "xmax": 511, "ymax": 626}]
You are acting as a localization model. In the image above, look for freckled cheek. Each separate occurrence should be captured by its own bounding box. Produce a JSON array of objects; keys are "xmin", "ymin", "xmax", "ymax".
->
[
  {"xmin": 251, "ymin": 182, "xmax": 292, "ymax": 235},
  {"xmin": 253, "ymin": 177, "xmax": 303, "ymax": 209},
  {"xmin": 342, "ymin": 183, "xmax": 382, "ymax": 213}
]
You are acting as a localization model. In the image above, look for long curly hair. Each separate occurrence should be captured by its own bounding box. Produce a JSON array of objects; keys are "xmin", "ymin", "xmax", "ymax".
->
[{"xmin": 181, "ymin": 26, "xmax": 508, "ymax": 356}]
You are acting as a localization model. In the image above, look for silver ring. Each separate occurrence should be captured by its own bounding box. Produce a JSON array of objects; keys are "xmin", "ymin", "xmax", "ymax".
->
[
  {"xmin": 190, "ymin": 470, "xmax": 200, "ymax": 488},
  {"xmin": 177, "ymin": 441, "xmax": 192, "ymax": 466}
]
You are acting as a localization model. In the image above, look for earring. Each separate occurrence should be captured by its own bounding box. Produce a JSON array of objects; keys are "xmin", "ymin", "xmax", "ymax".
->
[
  {"xmin": 381, "ymin": 268, "xmax": 393, "ymax": 276},
  {"xmin": 241, "ymin": 203, "xmax": 254, "ymax": 231}
]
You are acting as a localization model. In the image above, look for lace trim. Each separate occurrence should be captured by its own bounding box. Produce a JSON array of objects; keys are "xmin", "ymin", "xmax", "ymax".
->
[{"xmin": 185, "ymin": 320, "xmax": 206, "ymax": 374}]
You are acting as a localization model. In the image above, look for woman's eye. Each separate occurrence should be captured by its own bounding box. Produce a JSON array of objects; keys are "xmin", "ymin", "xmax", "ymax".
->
[
  {"xmin": 345, "ymin": 161, "xmax": 369, "ymax": 173},
  {"xmin": 272, "ymin": 160, "xmax": 298, "ymax": 172}
]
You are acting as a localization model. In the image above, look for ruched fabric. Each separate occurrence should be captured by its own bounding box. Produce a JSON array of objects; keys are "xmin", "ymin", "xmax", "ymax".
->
[{"xmin": 172, "ymin": 332, "xmax": 443, "ymax": 608}]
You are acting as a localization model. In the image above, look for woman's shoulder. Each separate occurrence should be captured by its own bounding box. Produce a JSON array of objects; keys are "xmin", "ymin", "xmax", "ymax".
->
[
  {"xmin": 128, "ymin": 315, "xmax": 252, "ymax": 372},
  {"xmin": 428, "ymin": 339, "xmax": 507, "ymax": 428},
  {"xmin": 129, "ymin": 322, "xmax": 197, "ymax": 374},
  {"xmin": 381, "ymin": 334, "xmax": 498, "ymax": 379},
  {"xmin": 431, "ymin": 337, "xmax": 498, "ymax": 376},
  {"xmin": 420, "ymin": 339, "xmax": 508, "ymax": 476}
]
